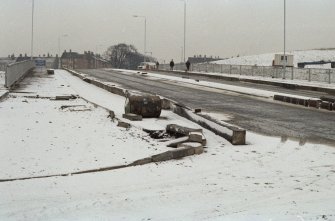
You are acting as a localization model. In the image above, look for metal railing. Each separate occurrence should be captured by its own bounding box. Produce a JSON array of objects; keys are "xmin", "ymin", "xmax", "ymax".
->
[
  {"xmin": 5, "ymin": 60, "xmax": 35, "ymax": 87},
  {"xmin": 160, "ymin": 63, "xmax": 335, "ymax": 84}
]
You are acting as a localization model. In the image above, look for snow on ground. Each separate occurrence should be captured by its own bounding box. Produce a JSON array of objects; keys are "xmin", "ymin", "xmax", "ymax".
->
[
  {"xmin": 214, "ymin": 49, "xmax": 335, "ymax": 68},
  {"xmin": 0, "ymin": 69, "xmax": 334, "ymax": 220}
]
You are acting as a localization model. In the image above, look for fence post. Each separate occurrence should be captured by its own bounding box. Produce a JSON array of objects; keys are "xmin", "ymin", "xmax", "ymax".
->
[
  {"xmin": 291, "ymin": 67, "xmax": 294, "ymax": 80},
  {"xmin": 276, "ymin": 68, "xmax": 278, "ymax": 78},
  {"xmin": 220, "ymin": 64, "xmax": 223, "ymax": 73},
  {"xmin": 329, "ymin": 69, "xmax": 331, "ymax": 84},
  {"xmin": 239, "ymin": 65, "xmax": 242, "ymax": 75},
  {"xmin": 308, "ymin": 69, "xmax": 311, "ymax": 82},
  {"xmin": 230, "ymin": 65, "xmax": 232, "ymax": 75},
  {"xmin": 205, "ymin": 63, "xmax": 208, "ymax": 72}
]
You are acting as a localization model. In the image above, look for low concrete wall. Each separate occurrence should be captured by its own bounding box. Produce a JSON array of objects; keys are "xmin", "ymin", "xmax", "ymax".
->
[
  {"xmin": 5, "ymin": 60, "xmax": 35, "ymax": 88},
  {"xmin": 172, "ymin": 104, "xmax": 246, "ymax": 145}
]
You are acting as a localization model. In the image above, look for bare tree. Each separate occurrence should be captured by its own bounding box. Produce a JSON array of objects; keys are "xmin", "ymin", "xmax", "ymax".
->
[{"xmin": 104, "ymin": 43, "xmax": 155, "ymax": 69}]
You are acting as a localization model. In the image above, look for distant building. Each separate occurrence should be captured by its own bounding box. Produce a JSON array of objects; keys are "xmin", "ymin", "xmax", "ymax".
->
[
  {"xmin": 188, "ymin": 55, "xmax": 224, "ymax": 64},
  {"xmin": 61, "ymin": 50, "xmax": 111, "ymax": 69}
]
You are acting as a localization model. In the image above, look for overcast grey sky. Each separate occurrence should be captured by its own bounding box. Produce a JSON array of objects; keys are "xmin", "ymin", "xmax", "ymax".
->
[{"xmin": 0, "ymin": 0, "xmax": 334, "ymax": 62}]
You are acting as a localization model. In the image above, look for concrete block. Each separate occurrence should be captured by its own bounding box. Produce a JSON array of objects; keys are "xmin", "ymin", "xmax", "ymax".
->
[
  {"xmin": 117, "ymin": 121, "xmax": 130, "ymax": 128},
  {"xmin": 122, "ymin": 113, "xmax": 143, "ymax": 121},
  {"xmin": 320, "ymin": 101, "xmax": 332, "ymax": 111},
  {"xmin": 152, "ymin": 151, "xmax": 173, "ymax": 162},
  {"xmin": 320, "ymin": 96, "xmax": 335, "ymax": 103},
  {"xmin": 284, "ymin": 96, "xmax": 291, "ymax": 103},
  {"xmin": 298, "ymin": 98, "xmax": 308, "ymax": 106},
  {"xmin": 273, "ymin": 95, "xmax": 285, "ymax": 101},
  {"xmin": 47, "ymin": 69, "xmax": 54, "ymax": 75},
  {"xmin": 166, "ymin": 136, "xmax": 189, "ymax": 148},
  {"xmin": 166, "ymin": 124, "xmax": 202, "ymax": 137},
  {"xmin": 178, "ymin": 142, "xmax": 204, "ymax": 155},
  {"xmin": 125, "ymin": 95, "xmax": 162, "ymax": 118},
  {"xmin": 194, "ymin": 145, "xmax": 204, "ymax": 154},
  {"xmin": 83, "ymin": 78, "xmax": 91, "ymax": 83},
  {"xmin": 171, "ymin": 146, "xmax": 195, "ymax": 159},
  {"xmin": 189, "ymin": 132, "xmax": 206, "ymax": 145},
  {"xmin": 161, "ymin": 98, "xmax": 172, "ymax": 110},
  {"xmin": 55, "ymin": 95, "xmax": 72, "ymax": 100},
  {"xmin": 308, "ymin": 99, "xmax": 320, "ymax": 108},
  {"xmin": 291, "ymin": 97, "xmax": 298, "ymax": 104},
  {"xmin": 194, "ymin": 108, "xmax": 201, "ymax": 113},
  {"xmin": 232, "ymin": 130, "xmax": 246, "ymax": 145},
  {"xmin": 129, "ymin": 157, "xmax": 152, "ymax": 166}
]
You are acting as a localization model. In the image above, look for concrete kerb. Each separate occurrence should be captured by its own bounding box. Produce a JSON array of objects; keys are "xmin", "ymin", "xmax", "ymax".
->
[
  {"xmin": 65, "ymin": 68, "xmax": 247, "ymax": 145},
  {"xmin": 155, "ymin": 69, "xmax": 335, "ymax": 95},
  {"xmin": 0, "ymin": 91, "xmax": 9, "ymax": 101},
  {"xmin": 273, "ymin": 94, "xmax": 335, "ymax": 111}
]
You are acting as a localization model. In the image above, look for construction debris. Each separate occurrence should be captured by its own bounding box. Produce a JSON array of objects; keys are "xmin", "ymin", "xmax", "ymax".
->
[
  {"xmin": 166, "ymin": 124, "xmax": 202, "ymax": 137},
  {"xmin": 117, "ymin": 121, "xmax": 130, "ymax": 128},
  {"xmin": 124, "ymin": 94, "xmax": 162, "ymax": 118},
  {"xmin": 122, "ymin": 113, "xmax": 143, "ymax": 121}
]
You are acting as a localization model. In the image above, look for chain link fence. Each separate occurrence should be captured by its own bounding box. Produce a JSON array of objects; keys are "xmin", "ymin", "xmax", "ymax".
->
[{"xmin": 160, "ymin": 63, "xmax": 335, "ymax": 84}]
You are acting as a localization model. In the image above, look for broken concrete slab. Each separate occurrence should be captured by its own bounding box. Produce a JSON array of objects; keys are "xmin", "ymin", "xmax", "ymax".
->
[
  {"xmin": 172, "ymin": 105, "xmax": 246, "ymax": 145},
  {"xmin": 308, "ymin": 99, "xmax": 321, "ymax": 108},
  {"xmin": 122, "ymin": 113, "xmax": 143, "ymax": 121},
  {"xmin": 178, "ymin": 142, "xmax": 204, "ymax": 155},
  {"xmin": 152, "ymin": 151, "xmax": 173, "ymax": 162},
  {"xmin": 129, "ymin": 157, "xmax": 152, "ymax": 166},
  {"xmin": 189, "ymin": 131, "xmax": 206, "ymax": 145},
  {"xmin": 165, "ymin": 136, "xmax": 189, "ymax": 148},
  {"xmin": 117, "ymin": 121, "xmax": 130, "ymax": 128},
  {"xmin": 320, "ymin": 101, "xmax": 332, "ymax": 111},
  {"xmin": 161, "ymin": 98, "xmax": 172, "ymax": 110},
  {"xmin": 170, "ymin": 146, "xmax": 195, "ymax": 159},
  {"xmin": 166, "ymin": 124, "xmax": 202, "ymax": 137}
]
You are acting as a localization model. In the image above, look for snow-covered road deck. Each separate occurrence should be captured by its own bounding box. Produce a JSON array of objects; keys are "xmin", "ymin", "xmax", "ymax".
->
[{"xmin": 0, "ymin": 69, "xmax": 334, "ymax": 220}]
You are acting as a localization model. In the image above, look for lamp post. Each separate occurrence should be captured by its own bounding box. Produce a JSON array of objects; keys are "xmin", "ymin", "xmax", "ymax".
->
[
  {"xmin": 31, "ymin": 0, "xmax": 34, "ymax": 60},
  {"xmin": 133, "ymin": 15, "xmax": 146, "ymax": 62},
  {"xmin": 95, "ymin": 44, "xmax": 104, "ymax": 69},
  {"xmin": 180, "ymin": 0, "xmax": 186, "ymax": 62},
  {"xmin": 58, "ymin": 34, "xmax": 68, "ymax": 57},
  {"xmin": 283, "ymin": 0, "xmax": 286, "ymax": 79},
  {"xmin": 58, "ymin": 34, "xmax": 68, "ymax": 68}
]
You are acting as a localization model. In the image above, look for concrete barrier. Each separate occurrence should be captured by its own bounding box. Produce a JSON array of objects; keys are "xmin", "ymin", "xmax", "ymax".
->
[
  {"xmin": 172, "ymin": 103, "xmax": 246, "ymax": 145},
  {"xmin": 5, "ymin": 60, "xmax": 35, "ymax": 88}
]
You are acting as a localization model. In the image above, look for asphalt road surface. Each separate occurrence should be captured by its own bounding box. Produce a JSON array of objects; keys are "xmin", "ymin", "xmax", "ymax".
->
[{"xmin": 79, "ymin": 69, "xmax": 335, "ymax": 146}]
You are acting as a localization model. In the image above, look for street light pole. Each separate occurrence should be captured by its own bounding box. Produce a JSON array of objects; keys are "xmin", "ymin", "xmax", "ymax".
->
[
  {"xmin": 283, "ymin": 0, "xmax": 286, "ymax": 79},
  {"xmin": 58, "ymin": 34, "xmax": 68, "ymax": 57},
  {"xmin": 183, "ymin": 0, "xmax": 186, "ymax": 63},
  {"xmin": 179, "ymin": 0, "xmax": 186, "ymax": 63},
  {"xmin": 31, "ymin": 0, "xmax": 34, "ymax": 60},
  {"xmin": 58, "ymin": 34, "xmax": 68, "ymax": 68},
  {"xmin": 133, "ymin": 15, "xmax": 147, "ymax": 62}
]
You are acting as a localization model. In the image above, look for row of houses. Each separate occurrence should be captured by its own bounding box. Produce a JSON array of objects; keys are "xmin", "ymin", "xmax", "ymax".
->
[{"xmin": 60, "ymin": 50, "xmax": 111, "ymax": 69}]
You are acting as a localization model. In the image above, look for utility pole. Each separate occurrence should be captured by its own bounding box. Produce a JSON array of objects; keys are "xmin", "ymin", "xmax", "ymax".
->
[
  {"xmin": 31, "ymin": 0, "xmax": 34, "ymax": 60},
  {"xmin": 133, "ymin": 15, "xmax": 147, "ymax": 62},
  {"xmin": 183, "ymin": 0, "xmax": 186, "ymax": 62},
  {"xmin": 283, "ymin": 0, "xmax": 286, "ymax": 79}
]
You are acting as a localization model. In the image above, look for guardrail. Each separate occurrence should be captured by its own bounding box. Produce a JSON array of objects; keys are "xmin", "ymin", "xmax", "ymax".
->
[
  {"xmin": 160, "ymin": 63, "xmax": 335, "ymax": 84},
  {"xmin": 5, "ymin": 60, "xmax": 35, "ymax": 88}
]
